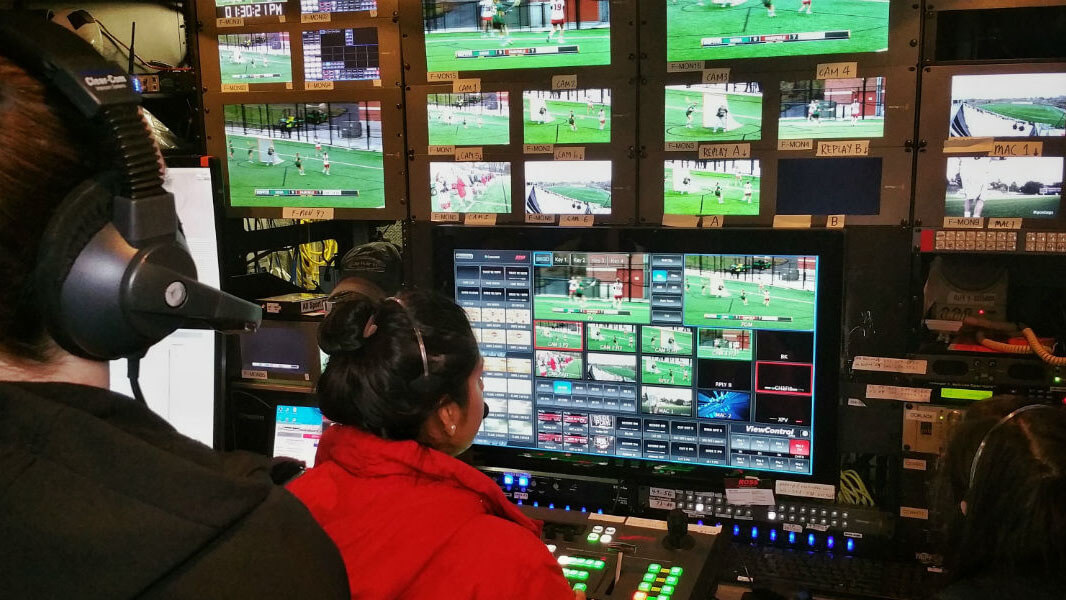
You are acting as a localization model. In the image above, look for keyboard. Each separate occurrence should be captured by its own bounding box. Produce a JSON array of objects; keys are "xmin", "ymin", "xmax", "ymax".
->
[{"xmin": 723, "ymin": 543, "xmax": 934, "ymax": 599}]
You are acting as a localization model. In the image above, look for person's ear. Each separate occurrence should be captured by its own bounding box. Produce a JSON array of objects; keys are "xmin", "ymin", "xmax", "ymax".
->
[
  {"xmin": 436, "ymin": 398, "xmax": 462, "ymax": 436},
  {"xmin": 960, "ymin": 500, "xmax": 968, "ymax": 516}
]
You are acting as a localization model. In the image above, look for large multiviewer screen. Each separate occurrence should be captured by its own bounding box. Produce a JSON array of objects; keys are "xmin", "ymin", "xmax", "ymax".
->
[{"xmin": 453, "ymin": 249, "xmax": 821, "ymax": 476}]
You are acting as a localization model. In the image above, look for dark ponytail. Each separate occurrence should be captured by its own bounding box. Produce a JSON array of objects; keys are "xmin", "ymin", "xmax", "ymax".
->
[{"xmin": 317, "ymin": 290, "xmax": 480, "ymax": 441}]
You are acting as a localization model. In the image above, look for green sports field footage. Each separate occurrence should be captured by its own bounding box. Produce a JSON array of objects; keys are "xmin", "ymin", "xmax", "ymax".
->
[
  {"xmin": 534, "ymin": 323, "xmax": 583, "ymax": 350},
  {"xmin": 586, "ymin": 324, "xmax": 637, "ymax": 353},
  {"xmin": 697, "ymin": 331, "xmax": 753, "ymax": 361},
  {"xmin": 587, "ymin": 354, "xmax": 638, "ymax": 383},
  {"xmin": 535, "ymin": 350, "xmax": 584, "ymax": 379},
  {"xmin": 944, "ymin": 191, "xmax": 1061, "ymax": 219},
  {"xmin": 664, "ymin": 166, "xmax": 760, "ymax": 216},
  {"xmin": 682, "ymin": 273, "xmax": 815, "ymax": 331},
  {"xmin": 534, "ymin": 296, "xmax": 651, "ymax": 325},
  {"xmin": 218, "ymin": 48, "xmax": 292, "ymax": 84},
  {"xmin": 524, "ymin": 98, "xmax": 611, "ymax": 144},
  {"xmin": 225, "ymin": 135, "xmax": 384, "ymax": 209},
  {"xmin": 641, "ymin": 327, "xmax": 694, "ymax": 355},
  {"xmin": 427, "ymin": 99, "xmax": 510, "ymax": 146},
  {"xmin": 665, "ymin": 87, "xmax": 762, "ymax": 142},
  {"xmin": 978, "ymin": 103, "xmax": 1066, "ymax": 128},
  {"xmin": 641, "ymin": 357, "xmax": 694, "ymax": 387},
  {"xmin": 666, "ymin": 0, "xmax": 890, "ymax": 61},
  {"xmin": 425, "ymin": 28, "xmax": 610, "ymax": 73}
]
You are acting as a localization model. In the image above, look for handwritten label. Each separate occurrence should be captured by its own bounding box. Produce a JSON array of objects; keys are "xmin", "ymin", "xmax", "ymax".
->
[
  {"xmin": 699, "ymin": 143, "xmax": 751, "ymax": 159},
  {"xmin": 373, "ymin": 79, "xmax": 382, "ymax": 87},
  {"xmin": 216, "ymin": 17, "xmax": 244, "ymax": 27},
  {"xmin": 667, "ymin": 61, "xmax": 704, "ymax": 73},
  {"xmin": 454, "ymin": 147, "xmax": 483, "ymax": 161},
  {"xmin": 301, "ymin": 12, "xmax": 331, "ymax": 23},
  {"xmin": 285, "ymin": 82, "xmax": 293, "ymax": 89},
  {"xmin": 221, "ymin": 83, "xmax": 250, "ymax": 93},
  {"xmin": 725, "ymin": 488, "xmax": 775, "ymax": 506},
  {"xmin": 988, "ymin": 217, "xmax": 1022, "ymax": 230},
  {"xmin": 991, "ymin": 140, "xmax": 1043, "ymax": 157},
  {"xmin": 691, "ymin": 524, "xmax": 722, "ymax": 536},
  {"xmin": 903, "ymin": 458, "xmax": 928, "ymax": 471},
  {"xmin": 525, "ymin": 213, "xmax": 556, "ymax": 224},
  {"xmin": 665, "ymin": 141, "xmax": 698, "ymax": 152},
  {"xmin": 773, "ymin": 215, "xmax": 812, "ymax": 229},
  {"xmin": 853, "ymin": 356, "xmax": 928, "ymax": 375},
  {"xmin": 453, "ymin": 78, "xmax": 481, "ymax": 93},
  {"xmin": 626, "ymin": 517, "xmax": 669, "ymax": 531},
  {"xmin": 701, "ymin": 68, "xmax": 731, "ymax": 84},
  {"xmin": 370, "ymin": 9, "xmax": 377, "ymax": 17},
  {"xmin": 816, "ymin": 140, "xmax": 870, "ymax": 156},
  {"xmin": 827, "ymin": 215, "xmax": 846, "ymax": 228},
  {"xmin": 848, "ymin": 398, "xmax": 867, "ymax": 407},
  {"xmin": 662, "ymin": 214, "xmax": 701, "ymax": 228},
  {"xmin": 900, "ymin": 507, "xmax": 929, "ymax": 520},
  {"xmin": 427, "ymin": 145, "xmax": 455, "ymax": 156},
  {"xmin": 524, "ymin": 144, "xmax": 554, "ymax": 154},
  {"xmin": 431, "ymin": 212, "xmax": 461, "ymax": 222},
  {"xmin": 775, "ymin": 480, "xmax": 836, "ymax": 500},
  {"xmin": 551, "ymin": 74, "xmax": 578, "ymax": 90},
  {"xmin": 279, "ymin": 15, "xmax": 286, "ymax": 22},
  {"xmin": 866, "ymin": 384, "xmax": 932, "ymax": 403},
  {"xmin": 554, "ymin": 146, "xmax": 586, "ymax": 161},
  {"xmin": 241, "ymin": 369, "xmax": 268, "ymax": 380},
  {"xmin": 943, "ymin": 217, "xmax": 985, "ymax": 229},
  {"xmin": 427, "ymin": 71, "xmax": 460, "ymax": 82},
  {"xmin": 701, "ymin": 215, "xmax": 724, "ymax": 228},
  {"xmin": 943, "ymin": 137, "xmax": 994, "ymax": 154},
  {"xmin": 560, "ymin": 214, "xmax": 595, "ymax": 227},
  {"xmin": 282, "ymin": 207, "xmax": 334, "ymax": 220},
  {"xmin": 464, "ymin": 213, "xmax": 497, "ymax": 226},
  {"xmin": 779, "ymin": 138, "xmax": 814, "ymax": 151},
  {"xmin": 807, "ymin": 523, "xmax": 830, "ymax": 532},
  {"xmin": 816, "ymin": 61, "xmax": 858, "ymax": 79},
  {"xmin": 305, "ymin": 81, "xmax": 335, "ymax": 91},
  {"xmin": 783, "ymin": 523, "xmax": 803, "ymax": 533}
]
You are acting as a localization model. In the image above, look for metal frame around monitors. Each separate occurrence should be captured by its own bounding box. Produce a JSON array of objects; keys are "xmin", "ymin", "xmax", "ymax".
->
[
  {"xmin": 637, "ymin": 64, "xmax": 917, "ymax": 226},
  {"xmin": 412, "ymin": 223, "xmax": 844, "ymax": 487},
  {"xmin": 921, "ymin": 0, "xmax": 1066, "ymax": 65},
  {"xmin": 200, "ymin": 0, "xmax": 399, "ymax": 27},
  {"xmin": 641, "ymin": 0, "xmax": 921, "ymax": 73},
  {"xmin": 399, "ymin": 0, "xmax": 637, "ymax": 85},
  {"xmin": 913, "ymin": 61, "xmax": 1066, "ymax": 230},
  {"xmin": 406, "ymin": 75, "xmax": 638, "ymax": 224},
  {"xmin": 199, "ymin": 13, "xmax": 409, "ymax": 220}
]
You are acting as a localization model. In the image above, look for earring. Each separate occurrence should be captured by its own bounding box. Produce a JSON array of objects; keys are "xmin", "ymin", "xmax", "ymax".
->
[{"xmin": 450, "ymin": 424, "xmax": 456, "ymax": 433}]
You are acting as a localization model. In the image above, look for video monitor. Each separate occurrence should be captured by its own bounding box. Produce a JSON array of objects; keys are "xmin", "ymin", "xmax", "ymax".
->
[
  {"xmin": 422, "ymin": 0, "xmax": 611, "ymax": 73},
  {"xmin": 664, "ymin": 159, "xmax": 761, "ymax": 216},
  {"xmin": 524, "ymin": 89, "xmax": 612, "ymax": 144},
  {"xmin": 666, "ymin": 0, "xmax": 890, "ymax": 62},
  {"xmin": 525, "ymin": 160, "xmax": 612, "ymax": 215},
  {"xmin": 945, "ymin": 156, "xmax": 1063, "ymax": 219},
  {"xmin": 238, "ymin": 320, "xmax": 322, "ymax": 385},
  {"xmin": 215, "ymin": 0, "xmax": 284, "ymax": 19},
  {"xmin": 949, "ymin": 73, "xmax": 1066, "ymax": 138},
  {"xmin": 449, "ymin": 243, "xmax": 828, "ymax": 475},
  {"xmin": 218, "ymin": 33, "xmax": 292, "ymax": 85},
  {"xmin": 302, "ymin": 28, "xmax": 380, "ymax": 82},
  {"xmin": 301, "ymin": 0, "xmax": 377, "ymax": 13},
  {"xmin": 665, "ymin": 83, "xmax": 763, "ymax": 142},
  {"xmin": 224, "ymin": 102, "xmax": 385, "ymax": 209},
  {"xmin": 430, "ymin": 161, "xmax": 512, "ymax": 212},
  {"xmin": 779, "ymin": 77, "xmax": 885, "ymax": 140},
  {"xmin": 273, "ymin": 405, "xmax": 328, "ymax": 467},
  {"xmin": 777, "ymin": 157, "xmax": 882, "ymax": 215},
  {"xmin": 428, "ymin": 92, "xmax": 511, "ymax": 146}
]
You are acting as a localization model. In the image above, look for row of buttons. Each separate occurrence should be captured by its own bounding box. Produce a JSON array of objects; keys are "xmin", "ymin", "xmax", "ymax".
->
[
  {"xmin": 558, "ymin": 556, "xmax": 606, "ymax": 570},
  {"xmin": 633, "ymin": 564, "xmax": 684, "ymax": 600},
  {"xmin": 1025, "ymin": 232, "xmax": 1066, "ymax": 252},
  {"xmin": 934, "ymin": 230, "xmax": 1018, "ymax": 251},
  {"xmin": 587, "ymin": 525, "xmax": 617, "ymax": 544}
]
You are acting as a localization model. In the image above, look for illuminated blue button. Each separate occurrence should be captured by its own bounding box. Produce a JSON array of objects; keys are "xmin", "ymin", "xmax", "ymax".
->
[
  {"xmin": 750, "ymin": 526, "xmax": 759, "ymax": 540},
  {"xmin": 788, "ymin": 532, "xmax": 796, "ymax": 544},
  {"xmin": 847, "ymin": 538, "xmax": 855, "ymax": 552},
  {"xmin": 503, "ymin": 474, "xmax": 514, "ymax": 486},
  {"xmin": 770, "ymin": 529, "xmax": 778, "ymax": 542},
  {"xmin": 807, "ymin": 533, "xmax": 816, "ymax": 547},
  {"xmin": 553, "ymin": 381, "xmax": 573, "ymax": 394},
  {"xmin": 827, "ymin": 536, "xmax": 835, "ymax": 550}
]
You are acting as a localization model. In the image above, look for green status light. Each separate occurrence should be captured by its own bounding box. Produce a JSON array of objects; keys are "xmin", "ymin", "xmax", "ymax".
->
[
  {"xmin": 665, "ymin": 575, "xmax": 679, "ymax": 585},
  {"xmin": 647, "ymin": 563, "xmax": 662, "ymax": 573},
  {"xmin": 662, "ymin": 584, "xmax": 676, "ymax": 594},
  {"xmin": 587, "ymin": 532, "xmax": 600, "ymax": 543},
  {"xmin": 574, "ymin": 583, "xmax": 587, "ymax": 592},
  {"xmin": 638, "ymin": 582, "xmax": 652, "ymax": 592},
  {"xmin": 643, "ymin": 573, "xmax": 656, "ymax": 582},
  {"xmin": 670, "ymin": 566, "xmax": 684, "ymax": 576}
]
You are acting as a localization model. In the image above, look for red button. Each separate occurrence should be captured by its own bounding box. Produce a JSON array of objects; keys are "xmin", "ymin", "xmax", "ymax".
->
[{"xmin": 790, "ymin": 440, "xmax": 811, "ymax": 456}]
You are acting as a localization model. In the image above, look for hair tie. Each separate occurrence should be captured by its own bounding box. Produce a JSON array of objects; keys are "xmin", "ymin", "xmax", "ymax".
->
[{"xmin": 362, "ymin": 314, "xmax": 378, "ymax": 339}]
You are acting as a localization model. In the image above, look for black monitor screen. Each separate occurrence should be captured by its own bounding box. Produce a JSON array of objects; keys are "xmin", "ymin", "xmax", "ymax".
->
[
  {"xmin": 239, "ymin": 321, "xmax": 322, "ymax": 384},
  {"xmin": 454, "ymin": 248, "xmax": 821, "ymax": 476},
  {"xmin": 777, "ymin": 157, "xmax": 882, "ymax": 215}
]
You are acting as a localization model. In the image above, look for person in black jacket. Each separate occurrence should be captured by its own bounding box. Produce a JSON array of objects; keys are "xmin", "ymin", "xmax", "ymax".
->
[
  {"xmin": 933, "ymin": 396, "xmax": 1066, "ymax": 600},
  {"xmin": 0, "ymin": 25, "xmax": 348, "ymax": 600}
]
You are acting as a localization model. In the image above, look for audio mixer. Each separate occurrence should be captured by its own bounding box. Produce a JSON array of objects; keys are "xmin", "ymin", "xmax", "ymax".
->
[{"xmin": 519, "ymin": 505, "xmax": 723, "ymax": 599}]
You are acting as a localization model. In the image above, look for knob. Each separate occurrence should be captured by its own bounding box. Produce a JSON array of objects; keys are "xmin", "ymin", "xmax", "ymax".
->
[{"xmin": 663, "ymin": 508, "xmax": 694, "ymax": 550}]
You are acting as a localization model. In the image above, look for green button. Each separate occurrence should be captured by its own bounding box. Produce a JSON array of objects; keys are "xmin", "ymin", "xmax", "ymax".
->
[
  {"xmin": 660, "ymin": 595, "xmax": 672, "ymax": 600},
  {"xmin": 643, "ymin": 573, "xmax": 656, "ymax": 582},
  {"xmin": 573, "ymin": 583, "xmax": 587, "ymax": 592},
  {"xmin": 665, "ymin": 576, "xmax": 679, "ymax": 585},
  {"xmin": 592, "ymin": 560, "xmax": 605, "ymax": 569},
  {"xmin": 647, "ymin": 563, "xmax": 662, "ymax": 573},
  {"xmin": 587, "ymin": 533, "xmax": 600, "ymax": 542},
  {"xmin": 662, "ymin": 585, "xmax": 675, "ymax": 594},
  {"xmin": 638, "ymin": 582, "xmax": 652, "ymax": 592},
  {"xmin": 670, "ymin": 566, "xmax": 683, "ymax": 576}
]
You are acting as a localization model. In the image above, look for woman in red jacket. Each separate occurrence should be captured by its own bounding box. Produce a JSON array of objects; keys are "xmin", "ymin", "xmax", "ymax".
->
[{"xmin": 289, "ymin": 290, "xmax": 579, "ymax": 599}]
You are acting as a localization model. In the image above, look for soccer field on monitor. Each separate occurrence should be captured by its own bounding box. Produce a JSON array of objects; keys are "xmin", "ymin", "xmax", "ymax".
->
[
  {"xmin": 431, "ymin": 176, "xmax": 511, "ymax": 213},
  {"xmin": 666, "ymin": 0, "xmax": 890, "ymax": 61},
  {"xmin": 428, "ymin": 107, "xmax": 510, "ymax": 146},
  {"xmin": 683, "ymin": 274, "xmax": 815, "ymax": 331},
  {"xmin": 664, "ymin": 87, "xmax": 762, "ymax": 142},
  {"xmin": 779, "ymin": 117, "xmax": 884, "ymax": 140},
  {"xmin": 547, "ymin": 185, "xmax": 612, "ymax": 209},
  {"xmin": 697, "ymin": 331, "xmax": 753, "ymax": 361},
  {"xmin": 664, "ymin": 167, "xmax": 760, "ymax": 216},
  {"xmin": 425, "ymin": 29, "xmax": 611, "ymax": 72},
  {"xmin": 587, "ymin": 324, "xmax": 637, "ymax": 352},
  {"xmin": 641, "ymin": 357, "xmax": 694, "ymax": 387},
  {"xmin": 536, "ymin": 350, "xmax": 584, "ymax": 379},
  {"xmin": 979, "ymin": 102, "xmax": 1066, "ymax": 128},
  {"xmin": 524, "ymin": 99, "xmax": 611, "ymax": 144},
  {"xmin": 944, "ymin": 192, "xmax": 1061, "ymax": 219},
  {"xmin": 535, "ymin": 322, "xmax": 583, "ymax": 350},
  {"xmin": 534, "ymin": 295, "xmax": 651, "ymax": 325},
  {"xmin": 641, "ymin": 326, "xmax": 694, "ymax": 355},
  {"xmin": 588, "ymin": 354, "xmax": 638, "ymax": 383},
  {"xmin": 219, "ymin": 49, "xmax": 292, "ymax": 84},
  {"xmin": 226, "ymin": 135, "xmax": 384, "ymax": 208}
]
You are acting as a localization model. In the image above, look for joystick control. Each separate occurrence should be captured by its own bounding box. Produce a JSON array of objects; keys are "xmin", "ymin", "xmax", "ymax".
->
[{"xmin": 663, "ymin": 508, "xmax": 695, "ymax": 550}]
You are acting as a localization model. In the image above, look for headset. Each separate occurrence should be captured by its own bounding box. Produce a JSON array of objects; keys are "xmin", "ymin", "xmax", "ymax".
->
[
  {"xmin": 967, "ymin": 403, "xmax": 1057, "ymax": 492},
  {"xmin": 0, "ymin": 13, "xmax": 261, "ymax": 396}
]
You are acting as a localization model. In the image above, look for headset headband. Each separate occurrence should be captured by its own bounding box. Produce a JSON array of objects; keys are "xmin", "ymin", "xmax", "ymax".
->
[{"xmin": 968, "ymin": 404, "xmax": 1055, "ymax": 489}]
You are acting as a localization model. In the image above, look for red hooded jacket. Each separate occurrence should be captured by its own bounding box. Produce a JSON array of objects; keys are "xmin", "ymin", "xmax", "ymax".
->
[{"xmin": 288, "ymin": 425, "xmax": 575, "ymax": 599}]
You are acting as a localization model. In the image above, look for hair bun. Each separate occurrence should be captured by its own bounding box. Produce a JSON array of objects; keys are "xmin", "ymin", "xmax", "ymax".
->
[
  {"xmin": 318, "ymin": 296, "xmax": 379, "ymax": 356},
  {"xmin": 320, "ymin": 337, "xmax": 364, "ymax": 356}
]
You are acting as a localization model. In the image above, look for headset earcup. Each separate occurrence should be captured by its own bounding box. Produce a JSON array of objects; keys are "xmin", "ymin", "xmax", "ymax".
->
[{"xmin": 34, "ymin": 175, "xmax": 117, "ymax": 358}]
